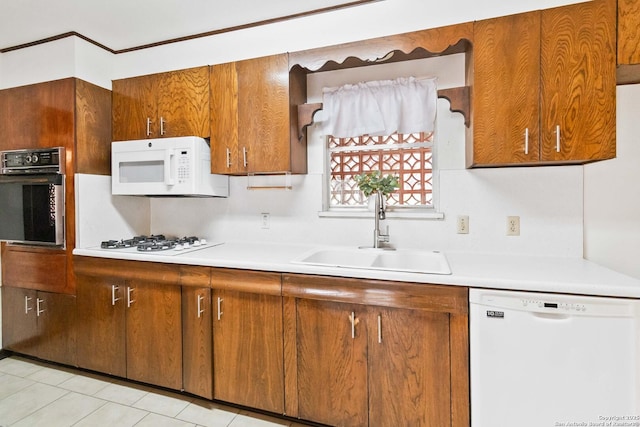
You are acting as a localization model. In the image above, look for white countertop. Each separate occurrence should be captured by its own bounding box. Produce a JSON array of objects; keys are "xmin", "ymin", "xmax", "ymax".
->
[{"xmin": 73, "ymin": 241, "xmax": 640, "ymax": 299}]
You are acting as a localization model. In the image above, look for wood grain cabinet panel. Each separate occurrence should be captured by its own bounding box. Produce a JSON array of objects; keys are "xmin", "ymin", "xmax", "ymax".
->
[
  {"xmin": 126, "ymin": 281, "xmax": 183, "ymax": 390},
  {"xmin": 210, "ymin": 54, "xmax": 307, "ymax": 175},
  {"xmin": 540, "ymin": 0, "xmax": 616, "ymax": 163},
  {"xmin": 182, "ymin": 286, "xmax": 213, "ymax": 399},
  {"xmin": 212, "ymin": 289, "xmax": 285, "ymax": 414},
  {"xmin": 367, "ymin": 306, "xmax": 451, "ymax": 426},
  {"xmin": 1, "ymin": 286, "xmax": 76, "ymax": 366},
  {"xmin": 470, "ymin": 0, "xmax": 616, "ymax": 167},
  {"xmin": 472, "ymin": 12, "xmax": 541, "ymax": 165},
  {"xmin": 76, "ymin": 275, "xmax": 127, "ymax": 377},
  {"xmin": 113, "ymin": 66, "xmax": 210, "ymax": 141},
  {"xmin": 618, "ymin": 0, "xmax": 640, "ymax": 67},
  {"xmin": 295, "ymin": 299, "xmax": 368, "ymax": 427}
]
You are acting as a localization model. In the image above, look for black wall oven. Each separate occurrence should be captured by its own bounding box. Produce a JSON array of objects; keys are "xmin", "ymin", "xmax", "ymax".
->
[{"xmin": 0, "ymin": 147, "xmax": 65, "ymax": 247}]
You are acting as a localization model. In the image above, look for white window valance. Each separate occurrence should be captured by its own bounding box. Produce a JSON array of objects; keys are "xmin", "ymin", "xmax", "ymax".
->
[{"xmin": 322, "ymin": 76, "xmax": 437, "ymax": 138}]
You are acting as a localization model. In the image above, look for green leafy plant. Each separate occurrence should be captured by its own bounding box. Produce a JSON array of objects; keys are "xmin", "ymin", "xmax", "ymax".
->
[{"xmin": 354, "ymin": 171, "xmax": 399, "ymax": 198}]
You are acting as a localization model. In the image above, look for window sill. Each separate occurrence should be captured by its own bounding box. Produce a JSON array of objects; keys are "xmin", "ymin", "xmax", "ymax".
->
[{"xmin": 318, "ymin": 209, "xmax": 445, "ymax": 220}]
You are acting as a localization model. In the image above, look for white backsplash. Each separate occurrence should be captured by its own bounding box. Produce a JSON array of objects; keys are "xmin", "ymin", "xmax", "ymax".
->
[
  {"xmin": 147, "ymin": 165, "xmax": 583, "ymax": 257},
  {"xmin": 75, "ymin": 173, "xmax": 150, "ymax": 248}
]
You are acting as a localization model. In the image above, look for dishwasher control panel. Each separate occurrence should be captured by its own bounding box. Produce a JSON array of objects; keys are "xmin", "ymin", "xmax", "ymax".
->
[
  {"xmin": 470, "ymin": 289, "xmax": 639, "ymax": 318},
  {"xmin": 521, "ymin": 299, "xmax": 587, "ymax": 312}
]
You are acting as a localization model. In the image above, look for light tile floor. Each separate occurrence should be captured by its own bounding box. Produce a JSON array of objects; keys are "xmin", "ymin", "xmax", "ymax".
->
[{"xmin": 0, "ymin": 356, "xmax": 311, "ymax": 427}]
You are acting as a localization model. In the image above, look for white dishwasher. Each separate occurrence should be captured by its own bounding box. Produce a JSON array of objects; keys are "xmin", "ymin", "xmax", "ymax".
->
[{"xmin": 470, "ymin": 288, "xmax": 640, "ymax": 427}]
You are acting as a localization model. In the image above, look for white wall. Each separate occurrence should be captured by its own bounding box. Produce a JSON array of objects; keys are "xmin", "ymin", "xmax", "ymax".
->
[{"xmin": 584, "ymin": 84, "xmax": 640, "ymax": 279}]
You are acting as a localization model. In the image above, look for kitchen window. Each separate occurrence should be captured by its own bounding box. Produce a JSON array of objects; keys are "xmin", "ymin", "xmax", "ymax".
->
[
  {"xmin": 328, "ymin": 131, "xmax": 434, "ymax": 209},
  {"xmin": 321, "ymin": 76, "xmax": 438, "ymax": 214}
]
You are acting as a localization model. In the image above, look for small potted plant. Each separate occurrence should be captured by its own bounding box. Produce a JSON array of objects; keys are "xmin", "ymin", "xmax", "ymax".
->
[
  {"xmin": 354, "ymin": 171, "xmax": 399, "ymax": 199},
  {"xmin": 354, "ymin": 171, "xmax": 399, "ymax": 217}
]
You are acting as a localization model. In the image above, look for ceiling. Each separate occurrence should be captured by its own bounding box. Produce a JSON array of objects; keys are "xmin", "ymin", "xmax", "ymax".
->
[{"xmin": 0, "ymin": 0, "xmax": 376, "ymax": 52}]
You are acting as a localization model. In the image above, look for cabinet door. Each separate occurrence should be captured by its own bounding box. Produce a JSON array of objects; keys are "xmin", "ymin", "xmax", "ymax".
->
[
  {"xmin": 76, "ymin": 275, "xmax": 127, "ymax": 377},
  {"xmin": 540, "ymin": 0, "xmax": 616, "ymax": 162},
  {"xmin": 182, "ymin": 286, "xmax": 213, "ymax": 399},
  {"xmin": 112, "ymin": 74, "xmax": 158, "ymax": 141},
  {"xmin": 296, "ymin": 299, "xmax": 368, "ymax": 427},
  {"xmin": 210, "ymin": 62, "xmax": 241, "ymax": 174},
  {"xmin": 618, "ymin": 0, "xmax": 640, "ymax": 66},
  {"xmin": 37, "ymin": 292, "xmax": 77, "ymax": 366},
  {"xmin": 126, "ymin": 281, "xmax": 182, "ymax": 390},
  {"xmin": 213, "ymin": 290, "xmax": 285, "ymax": 413},
  {"xmin": 156, "ymin": 67, "xmax": 210, "ymax": 139},
  {"xmin": 1, "ymin": 287, "xmax": 39, "ymax": 356},
  {"xmin": 472, "ymin": 12, "xmax": 541, "ymax": 166},
  {"xmin": 237, "ymin": 54, "xmax": 291, "ymax": 173},
  {"xmin": 367, "ymin": 306, "xmax": 451, "ymax": 427},
  {"xmin": 0, "ymin": 79, "xmax": 75, "ymax": 151}
]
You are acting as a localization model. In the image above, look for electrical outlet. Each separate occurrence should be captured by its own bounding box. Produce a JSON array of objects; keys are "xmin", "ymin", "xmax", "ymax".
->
[
  {"xmin": 457, "ymin": 215, "xmax": 469, "ymax": 234},
  {"xmin": 507, "ymin": 216, "xmax": 520, "ymax": 236},
  {"xmin": 261, "ymin": 213, "xmax": 270, "ymax": 229}
]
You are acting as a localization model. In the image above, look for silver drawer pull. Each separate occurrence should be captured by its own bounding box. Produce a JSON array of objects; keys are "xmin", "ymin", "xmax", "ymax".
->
[
  {"xmin": 36, "ymin": 298, "xmax": 45, "ymax": 317},
  {"xmin": 197, "ymin": 294, "xmax": 205, "ymax": 318},
  {"xmin": 24, "ymin": 296, "xmax": 32, "ymax": 314},
  {"xmin": 127, "ymin": 287, "xmax": 135, "ymax": 308},
  {"xmin": 217, "ymin": 297, "xmax": 223, "ymax": 320},
  {"xmin": 111, "ymin": 285, "xmax": 121, "ymax": 306}
]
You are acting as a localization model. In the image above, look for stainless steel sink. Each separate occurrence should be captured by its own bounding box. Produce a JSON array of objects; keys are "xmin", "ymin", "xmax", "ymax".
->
[{"xmin": 292, "ymin": 247, "xmax": 452, "ymax": 275}]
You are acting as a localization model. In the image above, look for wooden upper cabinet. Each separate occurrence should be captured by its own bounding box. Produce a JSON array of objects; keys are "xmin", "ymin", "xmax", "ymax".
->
[
  {"xmin": 210, "ymin": 54, "xmax": 307, "ymax": 175},
  {"xmin": 0, "ymin": 79, "xmax": 75, "ymax": 150},
  {"xmin": 618, "ymin": 0, "xmax": 640, "ymax": 72},
  {"xmin": 540, "ymin": 0, "xmax": 616, "ymax": 163},
  {"xmin": 472, "ymin": 12, "xmax": 541, "ymax": 166},
  {"xmin": 112, "ymin": 66, "xmax": 210, "ymax": 141},
  {"xmin": 470, "ymin": 0, "xmax": 616, "ymax": 167}
]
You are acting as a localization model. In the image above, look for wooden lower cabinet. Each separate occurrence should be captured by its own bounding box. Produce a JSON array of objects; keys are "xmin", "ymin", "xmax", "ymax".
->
[
  {"xmin": 2, "ymin": 286, "xmax": 76, "ymax": 366},
  {"xmin": 284, "ymin": 274, "xmax": 469, "ymax": 427},
  {"xmin": 76, "ymin": 267, "xmax": 183, "ymax": 390},
  {"xmin": 296, "ymin": 299, "xmax": 368, "ymax": 426},
  {"xmin": 367, "ymin": 306, "xmax": 451, "ymax": 426},
  {"xmin": 126, "ymin": 280, "xmax": 182, "ymax": 389},
  {"xmin": 211, "ymin": 269, "xmax": 285, "ymax": 414},
  {"xmin": 182, "ymin": 286, "xmax": 213, "ymax": 399}
]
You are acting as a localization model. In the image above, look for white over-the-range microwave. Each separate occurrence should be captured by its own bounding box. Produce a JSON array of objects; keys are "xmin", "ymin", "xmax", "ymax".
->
[{"xmin": 112, "ymin": 136, "xmax": 229, "ymax": 197}]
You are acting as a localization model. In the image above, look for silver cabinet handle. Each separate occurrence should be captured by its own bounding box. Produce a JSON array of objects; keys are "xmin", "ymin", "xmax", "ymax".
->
[
  {"xmin": 127, "ymin": 287, "xmax": 135, "ymax": 308},
  {"xmin": 555, "ymin": 125, "xmax": 561, "ymax": 152},
  {"xmin": 146, "ymin": 117, "xmax": 152, "ymax": 136},
  {"xmin": 111, "ymin": 285, "xmax": 121, "ymax": 306},
  {"xmin": 160, "ymin": 117, "xmax": 166, "ymax": 136},
  {"xmin": 377, "ymin": 314, "xmax": 382, "ymax": 344},
  {"xmin": 217, "ymin": 297, "xmax": 223, "ymax": 320},
  {"xmin": 197, "ymin": 294, "xmax": 205, "ymax": 318},
  {"xmin": 36, "ymin": 298, "xmax": 45, "ymax": 317},
  {"xmin": 226, "ymin": 148, "xmax": 231, "ymax": 168},
  {"xmin": 524, "ymin": 128, "xmax": 529, "ymax": 155},
  {"xmin": 348, "ymin": 311, "xmax": 360, "ymax": 339},
  {"xmin": 24, "ymin": 296, "xmax": 33, "ymax": 314},
  {"xmin": 242, "ymin": 147, "xmax": 248, "ymax": 168}
]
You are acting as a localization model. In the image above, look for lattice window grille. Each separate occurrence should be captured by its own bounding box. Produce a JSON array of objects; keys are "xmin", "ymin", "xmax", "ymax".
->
[{"xmin": 328, "ymin": 132, "xmax": 434, "ymax": 208}]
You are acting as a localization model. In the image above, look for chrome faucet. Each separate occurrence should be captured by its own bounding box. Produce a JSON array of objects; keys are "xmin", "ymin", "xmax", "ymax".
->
[{"xmin": 373, "ymin": 190, "xmax": 391, "ymax": 248}]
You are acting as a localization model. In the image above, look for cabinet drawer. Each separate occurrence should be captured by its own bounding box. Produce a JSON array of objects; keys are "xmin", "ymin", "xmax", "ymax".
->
[{"xmin": 2, "ymin": 245, "xmax": 67, "ymax": 293}]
